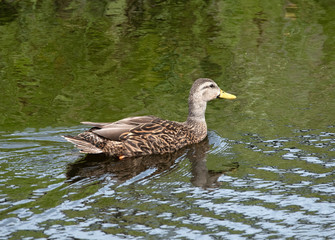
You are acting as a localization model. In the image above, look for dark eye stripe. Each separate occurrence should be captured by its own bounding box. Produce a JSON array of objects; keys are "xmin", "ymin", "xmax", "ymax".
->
[{"xmin": 201, "ymin": 84, "xmax": 216, "ymax": 90}]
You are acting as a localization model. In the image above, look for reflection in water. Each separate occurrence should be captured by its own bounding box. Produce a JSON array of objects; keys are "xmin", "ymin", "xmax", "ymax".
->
[
  {"xmin": 252, "ymin": 11, "xmax": 267, "ymax": 47},
  {"xmin": 187, "ymin": 139, "xmax": 239, "ymax": 188},
  {"xmin": 284, "ymin": 2, "xmax": 298, "ymax": 20},
  {"xmin": 0, "ymin": 1, "xmax": 18, "ymax": 25},
  {"xmin": 66, "ymin": 137, "xmax": 238, "ymax": 188}
]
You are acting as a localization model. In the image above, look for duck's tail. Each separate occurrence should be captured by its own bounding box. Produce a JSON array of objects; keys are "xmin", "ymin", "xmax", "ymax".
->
[{"xmin": 63, "ymin": 135, "xmax": 104, "ymax": 154}]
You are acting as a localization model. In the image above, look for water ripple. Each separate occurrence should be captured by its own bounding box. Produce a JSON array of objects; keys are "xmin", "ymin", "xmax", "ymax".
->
[{"xmin": 0, "ymin": 126, "xmax": 334, "ymax": 239}]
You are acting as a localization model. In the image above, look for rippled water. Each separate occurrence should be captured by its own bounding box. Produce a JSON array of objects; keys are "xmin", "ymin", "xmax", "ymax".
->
[
  {"xmin": 1, "ymin": 0, "xmax": 335, "ymax": 239},
  {"xmin": 1, "ymin": 126, "xmax": 334, "ymax": 239}
]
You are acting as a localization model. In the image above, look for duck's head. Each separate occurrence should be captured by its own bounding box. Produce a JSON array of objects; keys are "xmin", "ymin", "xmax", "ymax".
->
[{"xmin": 189, "ymin": 78, "xmax": 236, "ymax": 103}]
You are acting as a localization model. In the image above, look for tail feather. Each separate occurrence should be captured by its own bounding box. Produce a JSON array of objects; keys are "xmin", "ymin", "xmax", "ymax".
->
[{"xmin": 63, "ymin": 135, "xmax": 104, "ymax": 154}]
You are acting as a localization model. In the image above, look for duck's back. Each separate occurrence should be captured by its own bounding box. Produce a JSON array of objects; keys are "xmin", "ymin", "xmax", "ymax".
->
[{"xmin": 111, "ymin": 118, "xmax": 205, "ymax": 157}]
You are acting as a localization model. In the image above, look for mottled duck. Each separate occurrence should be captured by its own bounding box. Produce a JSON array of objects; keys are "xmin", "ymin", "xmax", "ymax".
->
[{"xmin": 63, "ymin": 78, "xmax": 236, "ymax": 159}]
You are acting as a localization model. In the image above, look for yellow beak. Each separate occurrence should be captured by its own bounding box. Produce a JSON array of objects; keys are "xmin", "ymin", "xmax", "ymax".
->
[{"xmin": 218, "ymin": 89, "xmax": 236, "ymax": 99}]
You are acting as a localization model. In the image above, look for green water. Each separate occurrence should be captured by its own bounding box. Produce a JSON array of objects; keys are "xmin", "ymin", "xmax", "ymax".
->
[{"xmin": 1, "ymin": 0, "xmax": 335, "ymax": 239}]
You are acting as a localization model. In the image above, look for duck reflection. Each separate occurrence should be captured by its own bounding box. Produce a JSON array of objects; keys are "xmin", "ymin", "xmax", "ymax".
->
[
  {"xmin": 187, "ymin": 139, "xmax": 239, "ymax": 188},
  {"xmin": 66, "ymin": 137, "xmax": 238, "ymax": 188}
]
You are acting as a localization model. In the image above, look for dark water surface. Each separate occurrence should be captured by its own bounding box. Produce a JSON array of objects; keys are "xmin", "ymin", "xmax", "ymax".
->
[{"xmin": 1, "ymin": 0, "xmax": 335, "ymax": 239}]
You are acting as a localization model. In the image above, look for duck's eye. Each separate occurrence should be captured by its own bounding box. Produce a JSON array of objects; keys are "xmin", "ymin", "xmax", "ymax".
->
[{"xmin": 209, "ymin": 84, "xmax": 215, "ymax": 88}]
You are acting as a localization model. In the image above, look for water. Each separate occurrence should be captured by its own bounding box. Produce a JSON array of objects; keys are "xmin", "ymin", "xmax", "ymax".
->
[
  {"xmin": 1, "ymin": 0, "xmax": 335, "ymax": 239},
  {"xmin": 1, "ymin": 128, "xmax": 334, "ymax": 239}
]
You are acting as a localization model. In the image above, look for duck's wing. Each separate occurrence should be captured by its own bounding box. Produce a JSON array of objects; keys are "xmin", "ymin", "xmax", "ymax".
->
[
  {"xmin": 119, "ymin": 119, "xmax": 192, "ymax": 156},
  {"xmin": 81, "ymin": 116, "xmax": 157, "ymax": 128},
  {"xmin": 81, "ymin": 116, "xmax": 159, "ymax": 141},
  {"xmin": 120, "ymin": 118, "xmax": 187, "ymax": 141},
  {"xmin": 80, "ymin": 121, "xmax": 112, "ymax": 128}
]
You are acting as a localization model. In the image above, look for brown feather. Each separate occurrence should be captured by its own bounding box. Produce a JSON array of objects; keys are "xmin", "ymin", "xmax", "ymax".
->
[{"xmin": 63, "ymin": 135, "xmax": 103, "ymax": 154}]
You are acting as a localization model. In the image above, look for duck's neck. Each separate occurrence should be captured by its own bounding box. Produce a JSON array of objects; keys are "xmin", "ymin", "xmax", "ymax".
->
[{"xmin": 186, "ymin": 99, "xmax": 207, "ymax": 125}]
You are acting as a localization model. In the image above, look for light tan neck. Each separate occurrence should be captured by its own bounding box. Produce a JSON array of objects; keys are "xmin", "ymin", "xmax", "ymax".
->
[{"xmin": 186, "ymin": 97, "xmax": 207, "ymax": 123}]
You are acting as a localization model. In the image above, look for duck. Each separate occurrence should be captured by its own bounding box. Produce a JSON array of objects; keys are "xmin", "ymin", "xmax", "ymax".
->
[{"xmin": 63, "ymin": 78, "xmax": 236, "ymax": 159}]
